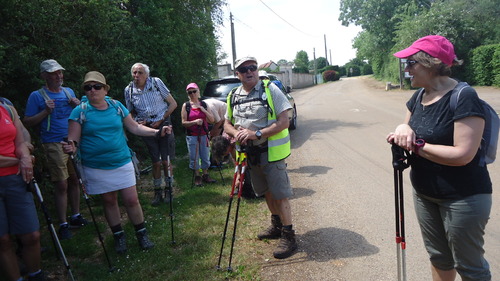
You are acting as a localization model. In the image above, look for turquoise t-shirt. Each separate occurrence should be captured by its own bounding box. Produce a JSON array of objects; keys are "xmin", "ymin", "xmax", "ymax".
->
[{"xmin": 69, "ymin": 98, "xmax": 131, "ymax": 169}]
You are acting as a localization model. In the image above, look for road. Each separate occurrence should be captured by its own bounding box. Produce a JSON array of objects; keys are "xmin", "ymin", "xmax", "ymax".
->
[{"xmin": 260, "ymin": 76, "xmax": 500, "ymax": 281}]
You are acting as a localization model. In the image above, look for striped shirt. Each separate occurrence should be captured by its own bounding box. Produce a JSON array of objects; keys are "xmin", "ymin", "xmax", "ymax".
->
[{"xmin": 124, "ymin": 77, "xmax": 171, "ymax": 123}]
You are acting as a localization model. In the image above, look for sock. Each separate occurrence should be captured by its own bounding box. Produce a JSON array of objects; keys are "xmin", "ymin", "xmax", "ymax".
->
[
  {"xmin": 60, "ymin": 222, "xmax": 68, "ymax": 227},
  {"xmin": 282, "ymin": 225, "xmax": 293, "ymax": 231},
  {"xmin": 134, "ymin": 222, "xmax": 145, "ymax": 232},
  {"xmin": 153, "ymin": 177, "xmax": 162, "ymax": 187},
  {"xmin": 71, "ymin": 213, "xmax": 81, "ymax": 219},
  {"xmin": 110, "ymin": 224, "xmax": 123, "ymax": 234}
]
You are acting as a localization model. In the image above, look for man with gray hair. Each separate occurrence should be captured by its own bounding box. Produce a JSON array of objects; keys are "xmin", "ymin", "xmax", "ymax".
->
[
  {"xmin": 24, "ymin": 59, "xmax": 87, "ymax": 240},
  {"xmin": 124, "ymin": 63, "xmax": 177, "ymax": 206}
]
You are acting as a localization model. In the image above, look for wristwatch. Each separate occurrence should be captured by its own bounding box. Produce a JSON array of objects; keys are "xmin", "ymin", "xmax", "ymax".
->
[
  {"xmin": 414, "ymin": 139, "xmax": 425, "ymax": 155},
  {"xmin": 255, "ymin": 130, "xmax": 262, "ymax": 140}
]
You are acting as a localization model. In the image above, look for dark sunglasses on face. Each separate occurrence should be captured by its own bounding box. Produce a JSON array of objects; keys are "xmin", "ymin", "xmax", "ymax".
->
[
  {"xmin": 84, "ymin": 84, "xmax": 104, "ymax": 91},
  {"xmin": 405, "ymin": 60, "xmax": 418, "ymax": 68},
  {"xmin": 187, "ymin": 89, "xmax": 198, "ymax": 94},
  {"xmin": 236, "ymin": 65, "xmax": 258, "ymax": 73}
]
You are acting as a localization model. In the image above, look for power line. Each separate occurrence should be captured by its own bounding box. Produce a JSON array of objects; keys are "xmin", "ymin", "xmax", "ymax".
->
[{"xmin": 258, "ymin": 0, "xmax": 316, "ymax": 37}]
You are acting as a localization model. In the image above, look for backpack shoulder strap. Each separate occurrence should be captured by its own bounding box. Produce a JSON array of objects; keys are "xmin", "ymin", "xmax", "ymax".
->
[
  {"xmin": 62, "ymin": 88, "xmax": 73, "ymax": 100},
  {"xmin": 201, "ymin": 100, "xmax": 207, "ymax": 110},
  {"xmin": 449, "ymin": 82, "xmax": 470, "ymax": 113},
  {"xmin": 185, "ymin": 101, "xmax": 191, "ymax": 117},
  {"xmin": 38, "ymin": 87, "xmax": 51, "ymax": 101},
  {"xmin": 411, "ymin": 88, "xmax": 425, "ymax": 114},
  {"xmin": 0, "ymin": 100, "xmax": 14, "ymax": 121}
]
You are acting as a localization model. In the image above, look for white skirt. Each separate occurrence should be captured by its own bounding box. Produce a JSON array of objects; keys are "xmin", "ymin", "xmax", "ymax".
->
[{"xmin": 81, "ymin": 161, "xmax": 136, "ymax": 195}]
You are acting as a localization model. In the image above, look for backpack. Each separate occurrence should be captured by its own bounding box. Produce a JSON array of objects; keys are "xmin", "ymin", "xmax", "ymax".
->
[
  {"xmin": 228, "ymin": 81, "xmax": 273, "ymax": 116},
  {"xmin": 38, "ymin": 87, "xmax": 74, "ymax": 132},
  {"xmin": 414, "ymin": 82, "xmax": 499, "ymax": 166},
  {"xmin": 184, "ymin": 100, "xmax": 209, "ymax": 135}
]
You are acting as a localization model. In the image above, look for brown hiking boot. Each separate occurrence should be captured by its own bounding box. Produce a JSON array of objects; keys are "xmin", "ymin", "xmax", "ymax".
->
[
  {"xmin": 273, "ymin": 228, "xmax": 297, "ymax": 259},
  {"xmin": 151, "ymin": 189, "xmax": 163, "ymax": 206},
  {"xmin": 202, "ymin": 174, "xmax": 217, "ymax": 183},
  {"xmin": 257, "ymin": 215, "xmax": 282, "ymax": 240}
]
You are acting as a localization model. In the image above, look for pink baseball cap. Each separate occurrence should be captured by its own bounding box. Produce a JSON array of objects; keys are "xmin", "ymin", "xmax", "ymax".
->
[
  {"xmin": 186, "ymin": 82, "xmax": 198, "ymax": 91},
  {"xmin": 393, "ymin": 35, "xmax": 456, "ymax": 66}
]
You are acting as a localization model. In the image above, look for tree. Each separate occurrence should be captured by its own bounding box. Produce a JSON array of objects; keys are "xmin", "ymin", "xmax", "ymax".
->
[
  {"xmin": 293, "ymin": 50, "xmax": 309, "ymax": 73},
  {"xmin": 309, "ymin": 57, "xmax": 328, "ymax": 71}
]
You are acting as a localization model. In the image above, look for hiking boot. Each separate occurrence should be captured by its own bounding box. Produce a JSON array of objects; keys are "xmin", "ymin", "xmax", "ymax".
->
[
  {"xmin": 69, "ymin": 214, "xmax": 88, "ymax": 228},
  {"xmin": 273, "ymin": 228, "xmax": 297, "ymax": 259},
  {"xmin": 257, "ymin": 215, "xmax": 282, "ymax": 240},
  {"xmin": 113, "ymin": 231, "xmax": 127, "ymax": 254},
  {"xmin": 194, "ymin": 175, "xmax": 203, "ymax": 187},
  {"xmin": 136, "ymin": 229, "xmax": 155, "ymax": 250},
  {"xmin": 58, "ymin": 224, "xmax": 72, "ymax": 240},
  {"xmin": 151, "ymin": 189, "xmax": 163, "ymax": 206},
  {"xmin": 202, "ymin": 174, "xmax": 216, "ymax": 184},
  {"xmin": 27, "ymin": 270, "xmax": 46, "ymax": 281}
]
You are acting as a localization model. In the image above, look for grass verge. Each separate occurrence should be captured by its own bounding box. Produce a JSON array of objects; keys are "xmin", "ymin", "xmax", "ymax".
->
[{"xmin": 34, "ymin": 147, "xmax": 271, "ymax": 280}]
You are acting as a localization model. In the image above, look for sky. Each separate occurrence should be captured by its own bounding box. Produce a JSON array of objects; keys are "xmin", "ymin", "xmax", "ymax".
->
[{"xmin": 217, "ymin": 0, "xmax": 363, "ymax": 67}]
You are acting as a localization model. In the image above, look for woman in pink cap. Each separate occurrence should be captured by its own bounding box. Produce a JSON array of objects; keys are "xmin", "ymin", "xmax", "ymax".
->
[
  {"xmin": 181, "ymin": 82, "xmax": 216, "ymax": 186},
  {"xmin": 387, "ymin": 35, "xmax": 492, "ymax": 281}
]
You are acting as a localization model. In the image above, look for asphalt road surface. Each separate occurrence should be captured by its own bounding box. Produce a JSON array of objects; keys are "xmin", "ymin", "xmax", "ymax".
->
[{"xmin": 260, "ymin": 76, "xmax": 500, "ymax": 281}]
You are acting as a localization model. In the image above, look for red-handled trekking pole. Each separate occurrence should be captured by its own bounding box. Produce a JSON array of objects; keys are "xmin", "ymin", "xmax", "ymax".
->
[
  {"xmin": 391, "ymin": 144, "xmax": 410, "ymax": 281},
  {"xmin": 216, "ymin": 148, "xmax": 247, "ymax": 272}
]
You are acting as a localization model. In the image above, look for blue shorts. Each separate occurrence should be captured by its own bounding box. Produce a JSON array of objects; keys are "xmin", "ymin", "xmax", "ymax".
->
[
  {"xmin": 248, "ymin": 152, "xmax": 292, "ymax": 200},
  {"xmin": 414, "ymin": 191, "xmax": 491, "ymax": 281},
  {"xmin": 0, "ymin": 174, "xmax": 40, "ymax": 236}
]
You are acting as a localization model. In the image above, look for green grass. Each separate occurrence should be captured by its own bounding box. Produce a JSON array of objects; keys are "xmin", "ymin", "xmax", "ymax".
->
[{"xmin": 36, "ymin": 148, "xmax": 269, "ymax": 280}]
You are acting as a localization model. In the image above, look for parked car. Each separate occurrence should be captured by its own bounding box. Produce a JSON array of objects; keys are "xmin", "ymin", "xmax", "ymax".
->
[{"xmin": 202, "ymin": 76, "xmax": 297, "ymax": 130}]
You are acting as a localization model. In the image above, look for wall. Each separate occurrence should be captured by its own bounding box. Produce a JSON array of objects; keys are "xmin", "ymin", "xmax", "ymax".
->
[{"xmin": 274, "ymin": 72, "xmax": 315, "ymax": 89}]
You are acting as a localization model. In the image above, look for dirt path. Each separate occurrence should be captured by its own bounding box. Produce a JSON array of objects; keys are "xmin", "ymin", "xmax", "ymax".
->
[{"xmin": 256, "ymin": 76, "xmax": 500, "ymax": 281}]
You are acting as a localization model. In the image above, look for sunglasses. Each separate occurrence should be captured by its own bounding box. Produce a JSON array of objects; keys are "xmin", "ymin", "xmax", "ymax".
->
[
  {"xmin": 83, "ymin": 84, "xmax": 105, "ymax": 91},
  {"xmin": 405, "ymin": 60, "xmax": 418, "ymax": 68},
  {"xmin": 187, "ymin": 89, "xmax": 198, "ymax": 94},
  {"xmin": 236, "ymin": 65, "xmax": 258, "ymax": 73}
]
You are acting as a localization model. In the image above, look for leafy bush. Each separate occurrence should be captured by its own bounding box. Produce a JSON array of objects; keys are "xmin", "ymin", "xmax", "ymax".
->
[
  {"xmin": 471, "ymin": 44, "xmax": 500, "ymax": 86},
  {"xmin": 323, "ymin": 70, "xmax": 338, "ymax": 82}
]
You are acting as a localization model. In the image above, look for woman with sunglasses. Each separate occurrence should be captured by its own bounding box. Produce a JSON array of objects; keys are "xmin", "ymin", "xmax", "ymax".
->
[
  {"xmin": 62, "ymin": 71, "xmax": 170, "ymax": 255},
  {"xmin": 387, "ymin": 35, "xmax": 492, "ymax": 281},
  {"xmin": 181, "ymin": 82, "xmax": 216, "ymax": 186}
]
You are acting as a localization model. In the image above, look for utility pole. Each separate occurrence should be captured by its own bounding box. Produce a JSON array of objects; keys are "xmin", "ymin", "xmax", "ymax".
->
[
  {"xmin": 324, "ymin": 34, "xmax": 328, "ymax": 65},
  {"xmin": 329, "ymin": 49, "xmax": 332, "ymax": 66},
  {"xmin": 313, "ymin": 48, "xmax": 317, "ymax": 84},
  {"xmin": 230, "ymin": 12, "xmax": 237, "ymax": 72}
]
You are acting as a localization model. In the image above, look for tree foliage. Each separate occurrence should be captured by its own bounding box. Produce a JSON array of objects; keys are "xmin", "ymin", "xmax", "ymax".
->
[
  {"xmin": 339, "ymin": 0, "xmax": 500, "ymax": 85},
  {"xmin": 0, "ymin": 0, "xmax": 226, "ymax": 109},
  {"xmin": 293, "ymin": 50, "xmax": 310, "ymax": 73}
]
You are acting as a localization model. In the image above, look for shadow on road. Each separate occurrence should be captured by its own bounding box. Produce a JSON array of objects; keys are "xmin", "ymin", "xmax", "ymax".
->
[{"xmin": 262, "ymin": 227, "xmax": 379, "ymax": 268}]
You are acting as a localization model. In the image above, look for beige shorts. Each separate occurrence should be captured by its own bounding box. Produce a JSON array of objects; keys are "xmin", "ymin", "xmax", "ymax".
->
[{"xmin": 42, "ymin": 143, "xmax": 75, "ymax": 182}]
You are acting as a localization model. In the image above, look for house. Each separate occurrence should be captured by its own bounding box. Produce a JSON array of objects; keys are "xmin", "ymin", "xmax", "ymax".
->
[{"xmin": 258, "ymin": 61, "xmax": 279, "ymax": 72}]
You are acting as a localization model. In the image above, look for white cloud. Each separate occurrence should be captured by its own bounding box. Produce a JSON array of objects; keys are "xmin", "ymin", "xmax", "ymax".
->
[{"xmin": 217, "ymin": 0, "xmax": 363, "ymax": 67}]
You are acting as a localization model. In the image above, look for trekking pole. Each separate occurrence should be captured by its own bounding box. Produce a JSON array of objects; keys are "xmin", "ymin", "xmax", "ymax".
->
[
  {"xmin": 226, "ymin": 153, "xmax": 247, "ymax": 272},
  {"xmin": 216, "ymin": 159, "xmax": 225, "ymax": 185},
  {"xmin": 30, "ymin": 178, "xmax": 76, "ymax": 281},
  {"xmin": 391, "ymin": 144, "xmax": 409, "ymax": 281},
  {"xmin": 191, "ymin": 125, "xmax": 202, "ymax": 188},
  {"xmin": 165, "ymin": 155, "xmax": 175, "ymax": 244},
  {"xmin": 215, "ymin": 150, "xmax": 246, "ymax": 272},
  {"xmin": 64, "ymin": 139, "xmax": 116, "ymax": 272}
]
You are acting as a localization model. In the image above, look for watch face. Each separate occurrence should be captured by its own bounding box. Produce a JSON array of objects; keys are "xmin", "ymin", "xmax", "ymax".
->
[{"xmin": 256, "ymin": 130, "xmax": 262, "ymax": 138}]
